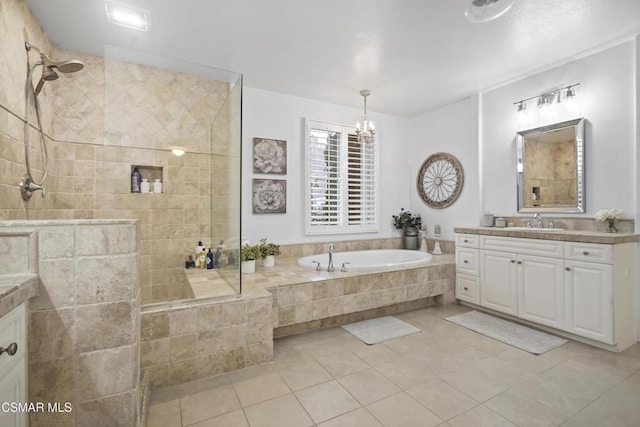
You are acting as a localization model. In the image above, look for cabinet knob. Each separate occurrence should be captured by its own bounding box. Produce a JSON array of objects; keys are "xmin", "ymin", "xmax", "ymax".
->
[
  {"xmin": 0, "ymin": 342, "xmax": 17, "ymax": 356},
  {"xmin": 517, "ymin": 261, "xmax": 522, "ymax": 264},
  {"xmin": 463, "ymin": 260, "xmax": 468, "ymax": 264},
  {"xmin": 565, "ymin": 267, "xmax": 571, "ymax": 271},
  {"xmin": 463, "ymin": 287, "xmax": 469, "ymax": 291},
  {"xmin": 463, "ymin": 239, "xmax": 468, "ymax": 243},
  {"xmin": 510, "ymin": 259, "xmax": 516, "ymax": 263},
  {"xmin": 582, "ymin": 251, "xmax": 589, "ymax": 256}
]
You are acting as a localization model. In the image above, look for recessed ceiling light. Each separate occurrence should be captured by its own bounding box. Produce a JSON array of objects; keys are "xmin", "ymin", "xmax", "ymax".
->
[
  {"xmin": 171, "ymin": 149, "xmax": 185, "ymax": 157},
  {"xmin": 105, "ymin": 1, "xmax": 150, "ymax": 32}
]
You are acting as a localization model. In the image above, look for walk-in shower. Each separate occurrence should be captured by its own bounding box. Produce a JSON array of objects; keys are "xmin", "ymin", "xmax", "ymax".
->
[{"xmin": 19, "ymin": 42, "xmax": 84, "ymax": 201}]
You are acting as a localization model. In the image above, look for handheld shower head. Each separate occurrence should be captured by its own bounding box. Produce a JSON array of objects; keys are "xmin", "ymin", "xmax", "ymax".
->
[{"xmin": 26, "ymin": 43, "xmax": 84, "ymax": 96}]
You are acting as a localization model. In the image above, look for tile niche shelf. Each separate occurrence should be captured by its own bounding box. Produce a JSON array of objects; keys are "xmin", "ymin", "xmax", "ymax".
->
[{"xmin": 131, "ymin": 165, "xmax": 163, "ymax": 193}]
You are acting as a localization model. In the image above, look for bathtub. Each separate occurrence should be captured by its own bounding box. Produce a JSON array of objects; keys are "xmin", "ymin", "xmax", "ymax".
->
[{"xmin": 298, "ymin": 249, "xmax": 433, "ymax": 271}]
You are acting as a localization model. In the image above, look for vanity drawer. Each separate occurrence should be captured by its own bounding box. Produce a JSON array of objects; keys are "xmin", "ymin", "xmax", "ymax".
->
[
  {"xmin": 456, "ymin": 234, "xmax": 479, "ymax": 248},
  {"xmin": 480, "ymin": 236, "xmax": 564, "ymax": 258},
  {"xmin": 0, "ymin": 304, "xmax": 26, "ymax": 377},
  {"xmin": 565, "ymin": 242, "xmax": 612, "ymax": 264},
  {"xmin": 456, "ymin": 273, "xmax": 479, "ymax": 304},
  {"xmin": 456, "ymin": 248, "xmax": 479, "ymax": 276}
]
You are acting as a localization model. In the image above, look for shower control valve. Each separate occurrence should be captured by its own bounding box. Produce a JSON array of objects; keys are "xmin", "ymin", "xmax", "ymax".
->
[{"xmin": 19, "ymin": 175, "xmax": 46, "ymax": 201}]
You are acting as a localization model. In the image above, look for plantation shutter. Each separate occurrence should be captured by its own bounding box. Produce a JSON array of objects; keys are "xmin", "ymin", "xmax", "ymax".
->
[{"xmin": 306, "ymin": 119, "xmax": 379, "ymax": 235}]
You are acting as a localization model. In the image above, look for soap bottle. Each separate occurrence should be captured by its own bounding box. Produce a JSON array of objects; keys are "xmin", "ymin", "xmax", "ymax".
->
[
  {"xmin": 153, "ymin": 179, "xmax": 162, "ymax": 194},
  {"xmin": 195, "ymin": 241, "xmax": 205, "ymax": 268},
  {"xmin": 140, "ymin": 178, "xmax": 150, "ymax": 193},
  {"xmin": 206, "ymin": 248, "xmax": 214, "ymax": 269},
  {"xmin": 131, "ymin": 167, "xmax": 141, "ymax": 193},
  {"xmin": 199, "ymin": 243, "xmax": 207, "ymax": 269}
]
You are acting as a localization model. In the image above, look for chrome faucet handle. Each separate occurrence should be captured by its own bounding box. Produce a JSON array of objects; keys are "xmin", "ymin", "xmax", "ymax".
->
[
  {"xmin": 312, "ymin": 261, "xmax": 322, "ymax": 271},
  {"xmin": 525, "ymin": 220, "xmax": 532, "ymax": 228},
  {"xmin": 548, "ymin": 219, "xmax": 555, "ymax": 229},
  {"xmin": 340, "ymin": 262, "xmax": 350, "ymax": 272},
  {"xmin": 329, "ymin": 244, "xmax": 335, "ymax": 251}
]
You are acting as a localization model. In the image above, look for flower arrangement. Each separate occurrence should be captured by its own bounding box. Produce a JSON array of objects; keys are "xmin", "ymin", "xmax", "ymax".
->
[
  {"xmin": 240, "ymin": 243, "xmax": 260, "ymax": 262},
  {"xmin": 595, "ymin": 209, "xmax": 624, "ymax": 233},
  {"xmin": 258, "ymin": 238, "xmax": 281, "ymax": 258},
  {"xmin": 392, "ymin": 208, "xmax": 422, "ymax": 232}
]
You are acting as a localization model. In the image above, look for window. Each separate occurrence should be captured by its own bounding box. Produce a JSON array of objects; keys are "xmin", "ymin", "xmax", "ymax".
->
[{"xmin": 305, "ymin": 119, "xmax": 379, "ymax": 235}]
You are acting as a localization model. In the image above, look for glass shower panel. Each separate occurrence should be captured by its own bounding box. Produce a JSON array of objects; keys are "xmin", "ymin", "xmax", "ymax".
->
[{"xmin": 102, "ymin": 45, "xmax": 242, "ymax": 306}]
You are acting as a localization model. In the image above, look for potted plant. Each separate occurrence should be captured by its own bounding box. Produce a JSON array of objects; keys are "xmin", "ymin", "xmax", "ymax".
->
[
  {"xmin": 258, "ymin": 238, "xmax": 281, "ymax": 267},
  {"xmin": 392, "ymin": 208, "xmax": 422, "ymax": 250},
  {"xmin": 240, "ymin": 244, "xmax": 260, "ymax": 274}
]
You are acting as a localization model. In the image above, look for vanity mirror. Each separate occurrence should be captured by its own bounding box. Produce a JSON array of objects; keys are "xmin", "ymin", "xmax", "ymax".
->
[{"xmin": 516, "ymin": 118, "xmax": 585, "ymax": 213}]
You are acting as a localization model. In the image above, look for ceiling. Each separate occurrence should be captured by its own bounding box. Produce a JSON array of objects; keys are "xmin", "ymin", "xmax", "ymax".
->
[{"xmin": 25, "ymin": 0, "xmax": 640, "ymax": 117}]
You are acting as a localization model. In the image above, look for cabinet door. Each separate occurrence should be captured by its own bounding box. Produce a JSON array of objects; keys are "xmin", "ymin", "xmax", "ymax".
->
[
  {"xmin": 565, "ymin": 260, "xmax": 613, "ymax": 344},
  {"xmin": 517, "ymin": 254, "xmax": 565, "ymax": 329},
  {"xmin": 480, "ymin": 250, "xmax": 518, "ymax": 316},
  {"xmin": 0, "ymin": 358, "xmax": 27, "ymax": 427}
]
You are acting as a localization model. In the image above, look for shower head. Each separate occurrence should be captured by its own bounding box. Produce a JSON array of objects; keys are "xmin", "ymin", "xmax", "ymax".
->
[{"xmin": 26, "ymin": 43, "xmax": 84, "ymax": 96}]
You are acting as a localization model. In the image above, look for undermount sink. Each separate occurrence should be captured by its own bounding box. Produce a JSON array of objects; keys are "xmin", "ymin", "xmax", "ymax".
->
[{"xmin": 502, "ymin": 227, "xmax": 564, "ymax": 232}]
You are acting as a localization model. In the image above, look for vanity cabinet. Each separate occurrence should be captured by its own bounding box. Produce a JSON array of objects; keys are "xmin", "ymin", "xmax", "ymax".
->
[
  {"xmin": 454, "ymin": 232, "xmax": 637, "ymax": 351},
  {"xmin": 0, "ymin": 304, "xmax": 27, "ymax": 427}
]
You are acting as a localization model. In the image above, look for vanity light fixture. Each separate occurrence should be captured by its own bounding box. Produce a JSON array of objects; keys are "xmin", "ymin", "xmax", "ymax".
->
[
  {"xmin": 513, "ymin": 83, "xmax": 580, "ymax": 113},
  {"xmin": 105, "ymin": 1, "xmax": 150, "ymax": 32},
  {"xmin": 355, "ymin": 90, "xmax": 376, "ymax": 144}
]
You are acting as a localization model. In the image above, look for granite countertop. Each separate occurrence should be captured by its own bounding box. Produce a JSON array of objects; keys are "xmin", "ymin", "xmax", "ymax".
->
[
  {"xmin": 454, "ymin": 227, "xmax": 640, "ymax": 244},
  {"xmin": 0, "ymin": 274, "xmax": 39, "ymax": 318}
]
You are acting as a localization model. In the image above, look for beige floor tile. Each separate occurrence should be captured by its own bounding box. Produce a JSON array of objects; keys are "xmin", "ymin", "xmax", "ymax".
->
[
  {"xmin": 146, "ymin": 399, "xmax": 182, "ymax": 427},
  {"xmin": 232, "ymin": 372, "xmax": 291, "ymax": 407},
  {"xmin": 278, "ymin": 359, "xmax": 333, "ymax": 391},
  {"xmin": 495, "ymin": 347, "xmax": 560, "ymax": 374},
  {"xmin": 485, "ymin": 390, "xmax": 567, "ymax": 427},
  {"xmin": 561, "ymin": 399, "xmax": 640, "ymax": 427},
  {"xmin": 272, "ymin": 346, "xmax": 316, "ymax": 371},
  {"xmin": 435, "ymin": 341, "xmax": 493, "ymax": 365},
  {"xmin": 621, "ymin": 343, "xmax": 640, "ymax": 359},
  {"xmin": 366, "ymin": 392, "xmax": 442, "ymax": 427},
  {"xmin": 337, "ymin": 368, "xmax": 401, "ymax": 405},
  {"xmin": 439, "ymin": 366, "xmax": 509, "ymax": 402},
  {"xmin": 375, "ymin": 356, "xmax": 437, "ymax": 389},
  {"xmin": 448, "ymin": 405, "xmax": 516, "ymax": 427},
  {"xmin": 229, "ymin": 363, "xmax": 276, "ymax": 383},
  {"xmin": 149, "ymin": 386, "xmax": 180, "ymax": 405},
  {"xmin": 178, "ymin": 373, "xmax": 232, "ymax": 397},
  {"xmin": 596, "ymin": 380, "xmax": 640, "ymax": 421},
  {"xmin": 318, "ymin": 407, "xmax": 383, "ymax": 427},
  {"xmin": 536, "ymin": 364, "xmax": 617, "ymax": 401},
  {"xmin": 471, "ymin": 356, "xmax": 534, "ymax": 387},
  {"xmin": 514, "ymin": 375, "xmax": 595, "ymax": 417},
  {"xmin": 188, "ymin": 409, "xmax": 248, "ymax": 427},
  {"xmin": 244, "ymin": 394, "xmax": 313, "ymax": 427},
  {"xmin": 351, "ymin": 344, "xmax": 402, "ymax": 366},
  {"xmin": 406, "ymin": 378, "xmax": 478, "ymax": 421},
  {"xmin": 295, "ymin": 380, "xmax": 361, "ymax": 423},
  {"xmin": 180, "ymin": 384, "xmax": 241, "ymax": 426},
  {"xmin": 564, "ymin": 351, "xmax": 640, "ymax": 381},
  {"xmin": 315, "ymin": 350, "xmax": 370, "ymax": 378}
]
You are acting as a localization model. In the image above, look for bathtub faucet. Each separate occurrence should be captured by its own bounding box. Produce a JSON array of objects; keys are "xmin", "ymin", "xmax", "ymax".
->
[{"xmin": 327, "ymin": 244, "xmax": 335, "ymax": 272}]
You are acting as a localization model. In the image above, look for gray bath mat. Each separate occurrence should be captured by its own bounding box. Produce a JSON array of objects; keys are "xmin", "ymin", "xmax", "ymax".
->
[
  {"xmin": 446, "ymin": 310, "xmax": 567, "ymax": 354},
  {"xmin": 341, "ymin": 316, "xmax": 421, "ymax": 345}
]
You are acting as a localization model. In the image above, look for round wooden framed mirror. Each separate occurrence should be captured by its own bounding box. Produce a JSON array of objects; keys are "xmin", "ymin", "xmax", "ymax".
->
[{"xmin": 416, "ymin": 152, "xmax": 464, "ymax": 209}]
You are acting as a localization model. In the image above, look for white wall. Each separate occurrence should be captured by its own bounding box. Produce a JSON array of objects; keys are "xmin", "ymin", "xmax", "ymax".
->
[
  {"xmin": 482, "ymin": 41, "xmax": 636, "ymax": 218},
  {"xmin": 408, "ymin": 97, "xmax": 480, "ymax": 241},
  {"xmin": 241, "ymin": 87, "xmax": 411, "ymax": 245}
]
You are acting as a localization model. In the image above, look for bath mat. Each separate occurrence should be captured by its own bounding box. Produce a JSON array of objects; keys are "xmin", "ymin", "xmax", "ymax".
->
[
  {"xmin": 341, "ymin": 316, "xmax": 421, "ymax": 345},
  {"xmin": 445, "ymin": 310, "xmax": 567, "ymax": 354}
]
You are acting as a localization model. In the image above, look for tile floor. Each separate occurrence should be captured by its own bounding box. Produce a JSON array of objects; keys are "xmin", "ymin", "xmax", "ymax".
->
[{"xmin": 147, "ymin": 304, "xmax": 640, "ymax": 427}]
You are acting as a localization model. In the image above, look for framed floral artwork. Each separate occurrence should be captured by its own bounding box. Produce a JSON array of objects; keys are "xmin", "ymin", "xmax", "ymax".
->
[
  {"xmin": 253, "ymin": 138, "xmax": 287, "ymax": 174},
  {"xmin": 253, "ymin": 179, "xmax": 286, "ymax": 214}
]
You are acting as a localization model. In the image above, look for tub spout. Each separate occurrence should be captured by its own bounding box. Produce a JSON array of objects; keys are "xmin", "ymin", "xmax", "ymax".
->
[{"xmin": 327, "ymin": 244, "xmax": 335, "ymax": 272}]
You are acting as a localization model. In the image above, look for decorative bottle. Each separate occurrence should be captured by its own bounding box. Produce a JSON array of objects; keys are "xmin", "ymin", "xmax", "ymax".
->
[
  {"xmin": 153, "ymin": 179, "xmax": 162, "ymax": 193},
  {"xmin": 206, "ymin": 248, "xmax": 214, "ymax": 269},
  {"xmin": 140, "ymin": 178, "xmax": 150, "ymax": 193}
]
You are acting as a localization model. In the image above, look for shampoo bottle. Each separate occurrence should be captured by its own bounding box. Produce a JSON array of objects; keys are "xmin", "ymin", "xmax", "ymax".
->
[
  {"xmin": 131, "ymin": 167, "xmax": 141, "ymax": 193},
  {"xmin": 195, "ymin": 241, "xmax": 205, "ymax": 268},
  {"xmin": 206, "ymin": 248, "xmax": 214, "ymax": 269}
]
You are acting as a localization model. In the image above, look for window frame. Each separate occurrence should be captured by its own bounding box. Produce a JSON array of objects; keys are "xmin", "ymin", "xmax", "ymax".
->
[{"xmin": 304, "ymin": 118, "xmax": 380, "ymax": 235}]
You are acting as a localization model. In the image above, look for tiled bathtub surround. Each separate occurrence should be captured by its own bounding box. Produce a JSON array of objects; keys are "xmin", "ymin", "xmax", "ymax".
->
[
  {"xmin": 140, "ymin": 291, "xmax": 273, "ymax": 390},
  {"xmin": 0, "ymin": 220, "xmax": 140, "ymax": 427}
]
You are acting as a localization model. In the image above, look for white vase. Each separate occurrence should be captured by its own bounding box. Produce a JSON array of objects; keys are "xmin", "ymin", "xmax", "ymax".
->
[
  {"xmin": 263, "ymin": 255, "xmax": 275, "ymax": 267},
  {"xmin": 241, "ymin": 260, "xmax": 256, "ymax": 274}
]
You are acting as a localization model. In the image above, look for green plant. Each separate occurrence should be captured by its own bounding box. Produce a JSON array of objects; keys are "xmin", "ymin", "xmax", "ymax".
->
[
  {"xmin": 392, "ymin": 208, "xmax": 422, "ymax": 231},
  {"xmin": 258, "ymin": 238, "xmax": 281, "ymax": 257},
  {"xmin": 240, "ymin": 244, "xmax": 260, "ymax": 262}
]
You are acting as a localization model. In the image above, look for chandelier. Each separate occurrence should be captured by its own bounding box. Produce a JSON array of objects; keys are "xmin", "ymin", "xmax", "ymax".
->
[{"xmin": 356, "ymin": 90, "xmax": 376, "ymax": 144}]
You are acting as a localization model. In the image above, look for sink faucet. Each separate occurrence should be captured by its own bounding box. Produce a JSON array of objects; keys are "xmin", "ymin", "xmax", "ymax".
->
[
  {"xmin": 327, "ymin": 244, "xmax": 335, "ymax": 272},
  {"xmin": 534, "ymin": 213, "xmax": 543, "ymax": 228}
]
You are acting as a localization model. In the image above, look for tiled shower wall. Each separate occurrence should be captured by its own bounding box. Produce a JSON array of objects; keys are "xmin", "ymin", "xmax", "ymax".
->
[
  {"xmin": 0, "ymin": 220, "xmax": 140, "ymax": 427},
  {"xmin": 0, "ymin": 0, "xmax": 237, "ymax": 304}
]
